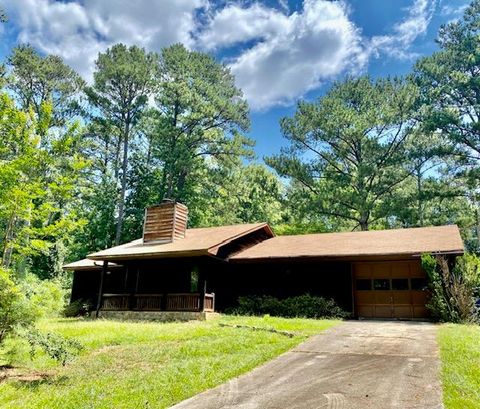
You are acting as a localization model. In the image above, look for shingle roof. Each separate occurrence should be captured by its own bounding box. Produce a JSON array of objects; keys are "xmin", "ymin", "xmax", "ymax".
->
[
  {"xmin": 231, "ymin": 225, "xmax": 464, "ymax": 261},
  {"xmin": 86, "ymin": 223, "xmax": 272, "ymax": 261}
]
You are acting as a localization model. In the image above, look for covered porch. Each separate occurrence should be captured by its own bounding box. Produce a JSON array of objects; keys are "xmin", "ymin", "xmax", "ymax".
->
[
  {"xmin": 94, "ymin": 257, "xmax": 217, "ymax": 316},
  {"xmin": 100, "ymin": 292, "xmax": 215, "ymax": 312}
]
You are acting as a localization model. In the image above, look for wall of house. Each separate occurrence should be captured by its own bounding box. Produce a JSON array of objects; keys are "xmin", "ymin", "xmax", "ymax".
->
[
  {"xmin": 70, "ymin": 258, "xmax": 354, "ymax": 313},
  {"xmin": 70, "ymin": 269, "xmax": 102, "ymax": 306},
  {"xmin": 205, "ymin": 260, "xmax": 353, "ymax": 312}
]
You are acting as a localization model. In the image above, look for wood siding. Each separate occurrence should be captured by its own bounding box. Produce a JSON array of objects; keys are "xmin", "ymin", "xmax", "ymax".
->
[{"xmin": 143, "ymin": 202, "xmax": 188, "ymax": 243}]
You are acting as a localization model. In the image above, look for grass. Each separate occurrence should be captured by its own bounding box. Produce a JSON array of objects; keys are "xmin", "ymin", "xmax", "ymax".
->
[
  {"xmin": 438, "ymin": 324, "xmax": 480, "ymax": 409},
  {"xmin": 0, "ymin": 315, "xmax": 338, "ymax": 409}
]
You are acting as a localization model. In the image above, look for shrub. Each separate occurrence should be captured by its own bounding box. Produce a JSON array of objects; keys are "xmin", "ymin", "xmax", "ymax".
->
[
  {"xmin": 229, "ymin": 294, "xmax": 349, "ymax": 319},
  {"xmin": 0, "ymin": 268, "xmax": 83, "ymax": 366},
  {"xmin": 422, "ymin": 253, "xmax": 480, "ymax": 323},
  {"xmin": 0, "ymin": 268, "xmax": 36, "ymax": 345},
  {"xmin": 24, "ymin": 328, "xmax": 83, "ymax": 366},
  {"xmin": 20, "ymin": 274, "xmax": 66, "ymax": 318},
  {"xmin": 63, "ymin": 299, "xmax": 93, "ymax": 317}
]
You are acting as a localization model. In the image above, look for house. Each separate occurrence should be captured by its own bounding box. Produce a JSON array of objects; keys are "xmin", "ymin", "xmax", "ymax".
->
[{"xmin": 64, "ymin": 200, "xmax": 464, "ymax": 321}]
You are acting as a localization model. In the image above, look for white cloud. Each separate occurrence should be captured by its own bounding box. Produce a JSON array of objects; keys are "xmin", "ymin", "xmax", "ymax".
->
[
  {"xmin": 440, "ymin": 2, "xmax": 468, "ymax": 17},
  {"xmin": 1, "ymin": 0, "xmax": 440, "ymax": 111},
  {"xmin": 370, "ymin": 0, "xmax": 437, "ymax": 59},
  {"xmin": 203, "ymin": 0, "xmax": 367, "ymax": 110},
  {"xmin": 2, "ymin": 0, "xmax": 205, "ymax": 80},
  {"xmin": 198, "ymin": 3, "xmax": 290, "ymax": 50}
]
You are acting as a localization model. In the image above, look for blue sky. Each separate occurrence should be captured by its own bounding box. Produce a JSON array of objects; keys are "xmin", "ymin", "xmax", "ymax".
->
[{"xmin": 0, "ymin": 0, "xmax": 471, "ymax": 159}]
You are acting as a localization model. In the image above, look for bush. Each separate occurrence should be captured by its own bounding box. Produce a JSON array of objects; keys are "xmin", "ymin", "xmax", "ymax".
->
[
  {"xmin": 229, "ymin": 294, "xmax": 349, "ymax": 319},
  {"xmin": 0, "ymin": 268, "xmax": 36, "ymax": 345},
  {"xmin": 20, "ymin": 274, "xmax": 66, "ymax": 318},
  {"xmin": 24, "ymin": 328, "xmax": 83, "ymax": 366},
  {"xmin": 63, "ymin": 299, "xmax": 93, "ymax": 317},
  {"xmin": 422, "ymin": 253, "xmax": 480, "ymax": 323}
]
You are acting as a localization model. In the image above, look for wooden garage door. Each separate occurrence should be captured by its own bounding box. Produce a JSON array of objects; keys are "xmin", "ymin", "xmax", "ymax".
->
[{"xmin": 353, "ymin": 261, "xmax": 429, "ymax": 319}]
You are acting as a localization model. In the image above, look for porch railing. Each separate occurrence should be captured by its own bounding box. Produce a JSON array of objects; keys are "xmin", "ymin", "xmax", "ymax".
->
[
  {"xmin": 204, "ymin": 293, "xmax": 215, "ymax": 312},
  {"xmin": 102, "ymin": 294, "xmax": 130, "ymax": 310},
  {"xmin": 135, "ymin": 294, "xmax": 163, "ymax": 311},
  {"xmin": 100, "ymin": 293, "xmax": 215, "ymax": 312}
]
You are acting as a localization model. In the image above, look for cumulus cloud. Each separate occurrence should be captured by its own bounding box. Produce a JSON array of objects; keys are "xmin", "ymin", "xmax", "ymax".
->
[
  {"xmin": 197, "ymin": 3, "xmax": 290, "ymax": 50},
  {"xmin": 224, "ymin": 0, "xmax": 366, "ymax": 110},
  {"xmin": 370, "ymin": 0, "xmax": 437, "ymax": 59},
  {"xmin": 1, "ymin": 0, "xmax": 440, "ymax": 111},
  {"xmin": 2, "ymin": 0, "xmax": 204, "ymax": 80}
]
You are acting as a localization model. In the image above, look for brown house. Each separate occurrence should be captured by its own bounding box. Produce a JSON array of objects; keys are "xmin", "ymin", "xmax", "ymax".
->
[{"xmin": 64, "ymin": 200, "xmax": 464, "ymax": 321}]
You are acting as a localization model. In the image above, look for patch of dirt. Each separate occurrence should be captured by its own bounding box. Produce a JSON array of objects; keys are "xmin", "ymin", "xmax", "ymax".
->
[{"xmin": 0, "ymin": 367, "xmax": 55, "ymax": 383}]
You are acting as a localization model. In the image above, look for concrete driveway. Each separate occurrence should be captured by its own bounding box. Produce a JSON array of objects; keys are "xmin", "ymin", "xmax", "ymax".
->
[{"xmin": 171, "ymin": 321, "xmax": 443, "ymax": 409}]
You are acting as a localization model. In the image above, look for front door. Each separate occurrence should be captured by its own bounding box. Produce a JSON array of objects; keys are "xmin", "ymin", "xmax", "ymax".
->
[{"xmin": 354, "ymin": 261, "xmax": 429, "ymax": 319}]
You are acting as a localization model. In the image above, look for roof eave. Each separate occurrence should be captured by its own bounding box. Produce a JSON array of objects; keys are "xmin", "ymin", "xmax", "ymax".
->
[
  {"xmin": 206, "ymin": 223, "xmax": 274, "ymax": 256},
  {"xmin": 231, "ymin": 248, "xmax": 465, "ymax": 263},
  {"xmin": 87, "ymin": 248, "xmax": 211, "ymax": 262}
]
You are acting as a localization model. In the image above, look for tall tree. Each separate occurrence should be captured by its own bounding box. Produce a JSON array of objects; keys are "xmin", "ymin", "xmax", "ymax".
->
[
  {"xmin": 414, "ymin": 0, "xmax": 480, "ymax": 245},
  {"xmin": 86, "ymin": 44, "xmax": 157, "ymax": 244},
  {"xmin": 7, "ymin": 45, "xmax": 84, "ymax": 126},
  {"xmin": 414, "ymin": 0, "xmax": 480, "ymax": 169},
  {"xmin": 267, "ymin": 76, "xmax": 418, "ymax": 231},
  {"xmin": 153, "ymin": 44, "xmax": 252, "ymax": 201},
  {"xmin": 0, "ymin": 92, "xmax": 87, "ymax": 274}
]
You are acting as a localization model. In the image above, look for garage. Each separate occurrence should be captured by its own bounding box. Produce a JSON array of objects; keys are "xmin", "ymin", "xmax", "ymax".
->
[{"xmin": 354, "ymin": 260, "xmax": 429, "ymax": 319}]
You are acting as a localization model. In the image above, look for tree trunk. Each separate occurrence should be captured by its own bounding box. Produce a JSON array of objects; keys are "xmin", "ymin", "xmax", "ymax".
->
[
  {"xmin": 359, "ymin": 211, "xmax": 369, "ymax": 231},
  {"xmin": 359, "ymin": 220, "xmax": 369, "ymax": 231},
  {"xmin": 114, "ymin": 132, "xmax": 122, "ymax": 182},
  {"xmin": 417, "ymin": 170, "xmax": 424, "ymax": 227},
  {"xmin": 115, "ymin": 121, "xmax": 130, "ymax": 245},
  {"xmin": 2, "ymin": 212, "xmax": 16, "ymax": 269}
]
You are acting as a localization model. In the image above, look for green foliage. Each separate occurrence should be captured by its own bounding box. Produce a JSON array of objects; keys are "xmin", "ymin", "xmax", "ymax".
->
[
  {"xmin": 152, "ymin": 43, "xmax": 253, "ymax": 202},
  {"xmin": 7, "ymin": 45, "xmax": 85, "ymax": 126},
  {"xmin": 422, "ymin": 254, "xmax": 480, "ymax": 323},
  {"xmin": 267, "ymin": 76, "xmax": 418, "ymax": 231},
  {"xmin": 0, "ymin": 91, "xmax": 88, "ymax": 273},
  {"xmin": 0, "ymin": 268, "xmax": 36, "ymax": 345},
  {"xmin": 24, "ymin": 328, "xmax": 83, "ymax": 366},
  {"xmin": 63, "ymin": 299, "xmax": 93, "ymax": 317},
  {"xmin": 229, "ymin": 294, "xmax": 349, "ymax": 319},
  {"xmin": 86, "ymin": 43, "xmax": 159, "ymax": 244},
  {"xmin": 20, "ymin": 274, "xmax": 65, "ymax": 318},
  {"xmin": 413, "ymin": 1, "xmax": 480, "ymax": 242},
  {"xmin": 190, "ymin": 164, "xmax": 284, "ymax": 227}
]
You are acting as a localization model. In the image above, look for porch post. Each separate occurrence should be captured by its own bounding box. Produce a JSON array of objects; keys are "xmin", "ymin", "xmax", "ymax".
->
[
  {"xmin": 95, "ymin": 260, "xmax": 107, "ymax": 318},
  {"xmin": 199, "ymin": 271, "xmax": 206, "ymax": 312}
]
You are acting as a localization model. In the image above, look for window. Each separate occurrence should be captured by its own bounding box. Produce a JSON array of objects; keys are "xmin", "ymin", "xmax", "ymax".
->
[
  {"xmin": 373, "ymin": 279, "xmax": 390, "ymax": 290},
  {"xmin": 411, "ymin": 278, "xmax": 428, "ymax": 291},
  {"xmin": 356, "ymin": 279, "xmax": 371, "ymax": 291},
  {"xmin": 190, "ymin": 269, "xmax": 199, "ymax": 292},
  {"xmin": 392, "ymin": 279, "xmax": 409, "ymax": 290}
]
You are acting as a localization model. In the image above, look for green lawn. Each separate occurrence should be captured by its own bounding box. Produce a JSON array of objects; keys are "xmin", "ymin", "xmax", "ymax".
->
[
  {"xmin": 0, "ymin": 315, "xmax": 338, "ymax": 409},
  {"xmin": 438, "ymin": 324, "xmax": 480, "ymax": 409}
]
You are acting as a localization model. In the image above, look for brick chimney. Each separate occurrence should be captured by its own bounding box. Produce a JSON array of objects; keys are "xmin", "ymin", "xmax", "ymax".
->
[{"xmin": 142, "ymin": 200, "xmax": 188, "ymax": 244}]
